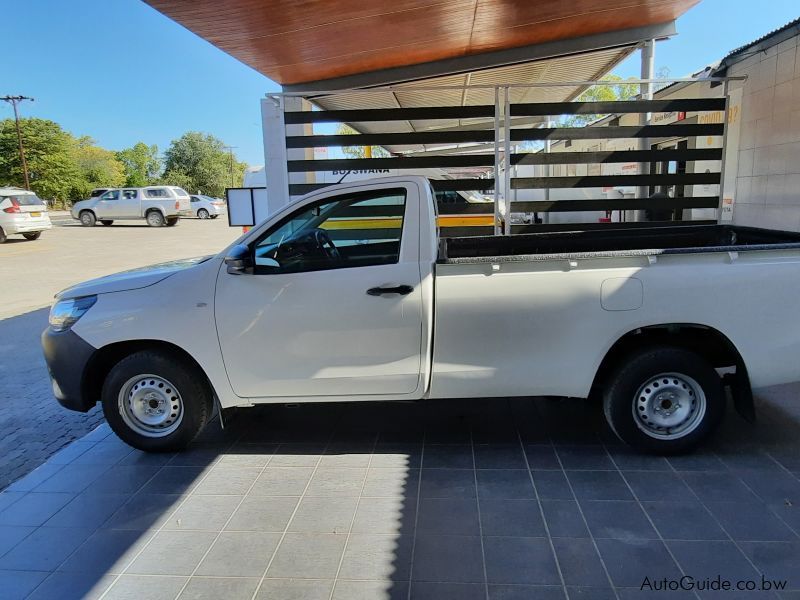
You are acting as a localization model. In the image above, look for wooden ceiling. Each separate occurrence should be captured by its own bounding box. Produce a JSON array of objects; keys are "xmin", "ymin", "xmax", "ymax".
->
[{"xmin": 145, "ymin": 0, "xmax": 699, "ymax": 86}]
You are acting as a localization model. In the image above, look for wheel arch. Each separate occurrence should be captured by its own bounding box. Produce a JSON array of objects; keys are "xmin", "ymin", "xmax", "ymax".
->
[{"xmin": 592, "ymin": 323, "xmax": 754, "ymax": 420}]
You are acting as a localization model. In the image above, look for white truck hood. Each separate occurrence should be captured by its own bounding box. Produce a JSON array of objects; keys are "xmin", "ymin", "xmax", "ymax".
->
[{"xmin": 57, "ymin": 256, "xmax": 213, "ymax": 299}]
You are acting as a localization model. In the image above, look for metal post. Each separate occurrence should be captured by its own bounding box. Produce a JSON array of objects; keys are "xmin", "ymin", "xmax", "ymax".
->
[
  {"xmin": 493, "ymin": 86, "xmax": 502, "ymax": 235},
  {"xmin": 637, "ymin": 40, "xmax": 655, "ymax": 212},
  {"xmin": 717, "ymin": 80, "xmax": 731, "ymax": 222},
  {"xmin": 2, "ymin": 95, "xmax": 34, "ymax": 190},
  {"xmin": 503, "ymin": 86, "xmax": 512, "ymax": 235},
  {"xmin": 543, "ymin": 115, "xmax": 551, "ymax": 225}
]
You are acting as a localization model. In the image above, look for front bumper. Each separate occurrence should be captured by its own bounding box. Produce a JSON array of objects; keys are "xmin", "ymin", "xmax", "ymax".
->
[{"xmin": 41, "ymin": 327, "xmax": 97, "ymax": 412}]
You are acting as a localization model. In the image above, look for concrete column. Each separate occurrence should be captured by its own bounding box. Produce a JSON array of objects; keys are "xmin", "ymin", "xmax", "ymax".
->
[{"xmin": 637, "ymin": 39, "xmax": 656, "ymax": 212}]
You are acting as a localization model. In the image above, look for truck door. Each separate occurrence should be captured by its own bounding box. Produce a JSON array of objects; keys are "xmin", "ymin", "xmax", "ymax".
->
[
  {"xmin": 119, "ymin": 189, "xmax": 141, "ymax": 218},
  {"xmin": 214, "ymin": 182, "xmax": 424, "ymax": 399},
  {"xmin": 94, "ymin": 190, "xmax": 120, "ymax": 218}
]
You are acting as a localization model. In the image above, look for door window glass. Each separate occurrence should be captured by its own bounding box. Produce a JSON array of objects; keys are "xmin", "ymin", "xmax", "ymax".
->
[
  {"xmin": 100, "ymin": 190, "xmax": 119, "ymax": 201},
  {"xmin": 144, "ymin": 188, "xmax": 168, "ymax": 198},
  {"xmin": 122, "ymin": 189, "xmax": 138, "ymax": 199},
  {"xmin": 252, "ymin": 188, "xmax": 406, "ymax": 274}
]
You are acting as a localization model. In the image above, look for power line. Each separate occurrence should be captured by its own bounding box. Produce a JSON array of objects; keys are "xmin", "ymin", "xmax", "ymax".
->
[{"xmin": 1, "ymin": 95, "xmax": 35, "ymax": 190}]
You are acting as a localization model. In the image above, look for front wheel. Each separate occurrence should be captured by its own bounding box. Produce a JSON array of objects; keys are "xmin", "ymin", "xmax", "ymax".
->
[
  {"xmin": 22, "ymin": 232, "xmax": 42, "ymax": 240},
  {"xmin": 100, "ymin": 220, "xmax": 113, "ymax": 226},
  {"xmin": 80, "ymin": 211, "xmax": 96, "ymax": 227},
  {"xmin": 603, "ymin": 346, "xmax": 725, "ymax": 454},
  {"xmin": 197, "ymin": 209, "xmax": 209, "ymax": 219},
  {"xmin": 146, "ymin": 211, "xmax": 165, "ymax": 227},
  {"xmin": 102, "ymin": 350, "xmax": 213, "ymax": 452}
]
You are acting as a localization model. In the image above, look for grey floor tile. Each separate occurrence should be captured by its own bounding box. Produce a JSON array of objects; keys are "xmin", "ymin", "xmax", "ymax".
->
[
  {"xmin": 642, "ymin": 501, "xmax": 728, "ymax": 540},
  {"xmin": 178, "ymin": 576, "xmax": 259, "ymax": 600},
  {"xmin": 71, "ymin": 441, "xmax": 133, "ymax": 466},
  {"xmin": 0, "ymin": 525, "xmax": 35, "ymax": 557},
  {"xmin": 0, "ymin": 569, "xmax": 49, "ymax": 600},
  {"xmin": 417, "ymin": 497, "xmax": 479, "ymax": 535},
  {"xmin": 333, "ymin": 579, "xmax": 408, "ymax": 600},
  {"xmin": 565, "ymin": 587, "xmax": 615, "ymax": 599},
  {"xmin": 412, "ymin": 534, "xmax": 484, "ymax": 583},
  {"xmin": 524, "ymin": 445, "xmax": 561, "ymax": 470},
  {"xmin": 47, "ymin": 441, "xmax": 96, "ymax": 465},
  {"xmin": 607, "ymin": 448, "xmax": 671, "ymax": 471},
  {"xmin": 320, "ymin": 443, "xmax": 373, "ymax": 467},
  {"xmin": 533, "ymin": 471, "xmax": 575, "ymax": 500},
  {"xmin": 668, "ymin": 453, "xmax": 727, "ymax": 472},
  {"xmin": 623, "ymin": 470, "xmax": 693, "ymax": 502},
  {"xmin": 581, "ymin": 500, "xmax": 658, "ymax": 540},
  {"xmin": 305, "ymin": 467, "xmax": 367, "ymax": 497},
  {"xmin": 163, "ymin": 495, "xmax": 242, "ymax": 531},
  {"xmin": 363, "ymin": 468, "xmax": 419, "ymax": 497},
  {"xmin": 736, "ymin": 468, "xmax": 800, "ymax": 505},
  {"xmin": 411, "ymin": 582, "xmax": 485, "ymax": 600},
  {"xmin": 740, "ymin": 541, "xmax": 800, "ymax": 589},
  {"xmin": 250, "ymin": 467, "xmax": 315, "ymax": 496},
  {"xmin": 226, "ymin": 496, "xmax": 299, "ymax": 532},
  {"xmin": 191, "ymin": 466, "xmax": 261, "ymax": 495},
  {"xmin": 58, "ymin": 528, "xmax": 153, "ymax": 574},
  {"xmin": 567, "ymin": 471, "xmax": 633, "ymax": 501},
  {"xmin": 617, "ymin": 588, "xmax": 694, "ymax": 599},
  {"xmin": 269, "ymin": 443, "xmax": 327, "ymax": 467},
  {"xmin": 351, "ymin": 496, "xmax": 415, "ymax": 535},
  {"xmin": 489, "ymin": 584, "xmax": 566, "ymax": 599},
  {"xmin": 195, "ymin": 531, "xmax": 281, "ymax": 577},
  {"xmin": 477, "ymin": 470, "xmax": 535, "ymax": 499},
  {"xmin": 103, "ymin": 574, "xmax": 188, "ymax": 600},
  {"xmin": 289, "ymin": 496, "xmax": 358, "ymax": 533},
  {"xmin": 44, "ymin": 492, "xmax": 129, "ymax": 529},
  {"xmin": 126, "ymin": 530, "xmax": 216, "ymax": 575},
  {"xmin": 667, "ymin": 540, "xmax": 759, "ymax": 581},
  {"xmin": 480, "ymin": 498, "xmax": 546, "ymax": 537},
  {"xmin": 166, "ymin": 445, "xmax": 226, "ymax": 468},
  {"xmin": 370, "ymin": 444, "xmax": 422, "ymax": 469},
  {"xmin": 338, "ymin": 533, "xmax": 413, "ymax": 581},
  {"xmin": 101, "ymin": 493, "xmax": 183, "ymax": 530},
  {"xmin": 32, "ymin": 464, "xmax": 110, "ymax": 494},
  {"xmin": 768, "ymin": 501, "xmax": 800, "ymax": 533},
  {"xmin": 705, "ymin": 501, "xmax": 797, "ymax": 541},
  {"xmin": 484, "ymin": 536, "xmax": 560, "ymax": 585},
  {"xmin": 266, "ymin": 533, "xmax": 347, "ymax": 578},
  {"xmin": 681, "ymin": 471, "xmax": 759, "ymax": 503},
  {"xmin": 0, "ymin": 492, "xmax": 75, "ymax": 526},
  {"xmin": 26, "ymin": 572, "xmax": 116, "ymax": 600},
  {"xmin": 556, "ymin": 445, "xmax": 614, "ymax": 470},
  {"xmin": 0, "ymin": 526, "xmax": 92, "ymax": 571},
  {"xmin": 423, "ymin": 444, "xmax": 474, "ymax": 469},
  {"xmin": 420, "ymin": 468, "xmax": 476, "ymax": 498},
  {"xmin": 552, "ymin": 537, "xmax": 609, "ymax": 586},
  {"xmin": 138, "ymin": 466, "xmax": 209, "ymax": 495},
  {"xmin": 82, "ymin": 465, "xmax": 161, "ymax": 495},
  {"xmin": 119, "ymin": 450, "xmax": 174, "ymax": 467},
  {"xmin": 474, "ymin": 444, "xmax": 527, "ymax": 469},
  {"xmin": 541, "ymin": 499, "xmax": 590, "ymax": 538},
  {"xmin": 0, "ymin": 492, "xmax": 25, "ymax": 513},
  {"xmin": 218, "ymin": 445, "xmax": 277, "ymax": 468},
  {"xmin": 5, "ymin": 463, "xmax": 64, "ymax": 492},
  {"xmin": 596, "ymin": 538, "xmax": 682, "ymax": 588},
  {"xmin": 255, "ymin": 578, "xmax": 333, "ymax": 600}
]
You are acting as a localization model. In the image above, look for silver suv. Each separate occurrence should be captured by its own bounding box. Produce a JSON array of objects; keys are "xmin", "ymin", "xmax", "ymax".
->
[{"xmin": 71, "ymin": 186, "xmax": 190, "ymax": 227}]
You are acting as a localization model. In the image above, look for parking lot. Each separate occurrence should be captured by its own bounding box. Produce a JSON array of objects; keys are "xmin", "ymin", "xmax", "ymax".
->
[{"xmin": 2, "ymin": 217, "xmax": 800, "ymax": 599}]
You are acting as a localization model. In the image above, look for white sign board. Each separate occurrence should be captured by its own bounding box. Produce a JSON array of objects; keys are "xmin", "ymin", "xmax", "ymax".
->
[{"xmin": 226, "ymin": 188, "xmax": 269, "ymax": 227}]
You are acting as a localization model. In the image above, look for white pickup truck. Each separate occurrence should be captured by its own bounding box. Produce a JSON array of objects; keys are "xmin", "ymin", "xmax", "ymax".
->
[
  {"xmin": 43, "ymin": 176, "xmax": 800, "ymax": 454},
  {"xmin": 70, "ymin": 186, "xmax": 190, "ymax": 227}
]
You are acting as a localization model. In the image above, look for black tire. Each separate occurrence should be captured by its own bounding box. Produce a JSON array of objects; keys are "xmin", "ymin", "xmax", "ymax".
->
[
  {"xmin": 80, "ymin": 211, "xmax": 97, "ymax": 227},
  {"xmin": 0, "ymin": 227, "xmax": 7, "ymax": 244},
  {"xmin": 166, "ymin": 217, "xmax": 179, "ymax": 227},
  {"xmin": 197, "ymin": 209, "xmax": 209, "ymax": 219},
  {"xmin": 100, "ymin": 220, "xmax": 114, "ymax": 226},
  {"xmin": 210, "ymin": 214, "xmax": 218, "ymax": 219},
  {"xmin": 146, "ymin": 210, "xmax": 165, "ymax": 227},
  {"xmin": 603, "ymin": 346, "xmax": 725, "ymax": 454},
  {"xmin": 22, "ymin": 232, "xmax": 42, "ymax": 240},
  {"xmin": 102, "ymin": 349, "xmax": 213, "ymax": 452}
]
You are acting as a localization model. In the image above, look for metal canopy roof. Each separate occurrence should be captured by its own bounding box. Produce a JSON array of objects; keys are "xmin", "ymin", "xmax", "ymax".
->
[{"xmin": 144, "ymin": 0, "xmax": 698, "ymax": 87}]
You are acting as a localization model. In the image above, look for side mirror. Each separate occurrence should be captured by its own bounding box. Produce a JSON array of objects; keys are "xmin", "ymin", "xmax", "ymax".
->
[{"xmin": 224, "ymin": 244, "xmax": 253, "ymax": 274}]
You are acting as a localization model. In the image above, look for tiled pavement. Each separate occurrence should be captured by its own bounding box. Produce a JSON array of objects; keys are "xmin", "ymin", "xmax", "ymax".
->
[{"xmin": 1, "ymin": 391, "xmax": 800, "ymax": 600}]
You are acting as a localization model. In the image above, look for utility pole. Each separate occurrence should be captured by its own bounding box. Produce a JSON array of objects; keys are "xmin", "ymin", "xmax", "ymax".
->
[
  {"xmin": 223, "ymin": 145, "xmax": 237, "ymax": 188},
  {"xmin": 1, "ymin": 95, "xmax": 34, "ymax": 190}
]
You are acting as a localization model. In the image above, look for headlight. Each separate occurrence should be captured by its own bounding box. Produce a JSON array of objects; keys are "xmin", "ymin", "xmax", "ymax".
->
[{"xmin": 49, "ymin": 296, "xmax": 97, "ymax": 332}]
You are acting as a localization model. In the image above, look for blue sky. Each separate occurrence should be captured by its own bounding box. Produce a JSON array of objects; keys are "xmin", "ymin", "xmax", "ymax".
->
[{"xmin": 3, "ymin": 0, "xmax": 799, "ymax": 166}]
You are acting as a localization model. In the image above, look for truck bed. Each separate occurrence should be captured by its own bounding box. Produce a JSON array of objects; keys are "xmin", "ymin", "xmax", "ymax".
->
[{"xmin": 438, "ymin": 225, "xmax": 800, "ymax": 263}]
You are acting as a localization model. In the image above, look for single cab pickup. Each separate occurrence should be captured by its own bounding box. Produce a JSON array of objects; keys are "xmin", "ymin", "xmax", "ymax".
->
[{"xmin": 43, "ymin": 176, "xmax": 800, "ymax": 454}]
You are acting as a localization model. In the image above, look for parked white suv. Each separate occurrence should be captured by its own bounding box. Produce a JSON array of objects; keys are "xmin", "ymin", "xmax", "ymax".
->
[
  {"xmin": 71, "ymin": 186, "xmax": 190, "ymax": 227},
  {"xmin": 0, "ymin": 187, "xmax": 52, "ymax": 243}
]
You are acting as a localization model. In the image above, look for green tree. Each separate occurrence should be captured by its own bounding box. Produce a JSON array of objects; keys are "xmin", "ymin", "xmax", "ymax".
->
[
  {"xmin": 161, "ymin": 132, "xmax": 246, "ymax": 197},
  {"xmin": 336, "ymin": 124, "xmax": 390, "ymax": 158},
  {"xmin": 70, "ymin": 136, "xmax": 126, "ymax": 199},
  {"xmin": 0, "ymin": 117, "xmax": 81, "ymax": 205},
  {"xmin": 117, "ymin": 142, "xmax": 161, "ymax": 187},
  {"xmin": 560, "ymin": 74, "xmax": 639, "ymax": 128}
]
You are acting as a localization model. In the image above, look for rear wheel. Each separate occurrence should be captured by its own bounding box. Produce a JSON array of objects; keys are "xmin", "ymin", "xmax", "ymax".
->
[
  {"xmin": 210, "ymin": 214, "xmax": 218, "ymax": 219},
  {"xmin": 146, "ymin": 211, "xmax": 165, "ymax": 227},
  {"xmin": 603, "ymin": 346, "xmax": 725, "ymax": 454},
  {"xmin": 197, "ymin": 208, "xmax": 209, "ymax": 219},
  {"xmin": 80, "ymin": 211, "xmax": 96, "ymax": 227},
  {"xmin": 102, "ymin": 349, "xmax": 213, "ymax": 452},
  {"xmin": 166, "ymin": 217, "xmax": 179, "ymax": 227},
  {"xmin": 100, "ymin": 220, "xmax": 113, "ymax": 226},
  {"xmin": 22, "ymin": 232, "xmax": 42, "ymax": 240}
]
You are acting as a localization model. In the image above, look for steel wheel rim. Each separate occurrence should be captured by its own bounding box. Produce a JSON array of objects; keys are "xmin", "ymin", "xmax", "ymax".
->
[
  {"xmin": 198, "ymin": 210, "xmax": 209, "ymax": 219},
  {"xmin": 147, "ymin": 213, "xmax": 161, "ymax": 225},
  {"xmin": 118, "ymin": 374, "xmax": 184, "ymax": 437},
  {"xmin": 632, "ymin": 372, "xmax": 706, "ymax": 440}
]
